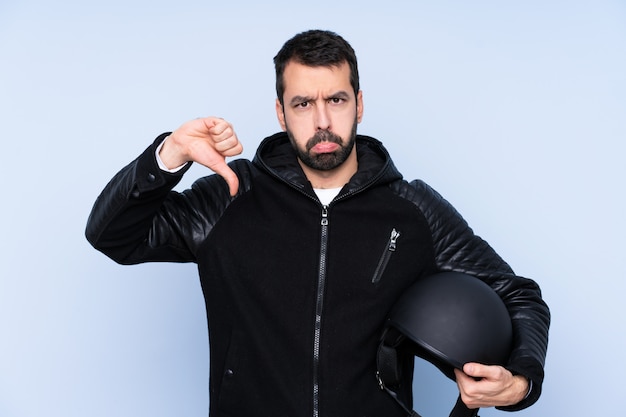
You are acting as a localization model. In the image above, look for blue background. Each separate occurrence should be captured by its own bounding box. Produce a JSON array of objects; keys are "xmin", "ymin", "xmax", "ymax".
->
[{"xmin": 1, "ymin": 1, "xmax": 625, "ymax": 415}]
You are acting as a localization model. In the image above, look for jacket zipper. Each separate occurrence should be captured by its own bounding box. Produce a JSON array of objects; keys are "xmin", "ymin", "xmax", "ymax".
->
[
  {"xmin": 256, "ymin": 140, "xmax": 395, "ymax": 417},
  {"xmin": 371, "ymin": 228, "xmax": 400, "ymax": 284},
  {"xmin": 313, "ymin": 205, "xmax": 329, "ymax": 417}
]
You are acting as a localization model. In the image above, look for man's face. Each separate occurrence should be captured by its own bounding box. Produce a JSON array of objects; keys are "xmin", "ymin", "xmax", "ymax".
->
[{"xmin": 276, "ymin": 61, "xmax": 363, "ymax": 172}]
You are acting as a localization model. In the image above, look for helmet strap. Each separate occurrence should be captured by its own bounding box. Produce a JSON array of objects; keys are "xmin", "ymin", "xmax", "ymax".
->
[
  {"xmin": 376, "ymin": 328, "xmax": 481, "ymax": 417},
  {"xmin": 377, "ymin": 328, "xmax": 420, "ymax": 416},
  {"xmin": 449, "ymin": 395, "xmax": 480, "ymax": 417}
]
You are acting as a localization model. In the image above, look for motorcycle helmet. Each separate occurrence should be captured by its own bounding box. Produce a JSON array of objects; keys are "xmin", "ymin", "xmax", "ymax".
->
[{"xmin": 376, "ymin": 271, "xmax": 513, "ymax": 417}]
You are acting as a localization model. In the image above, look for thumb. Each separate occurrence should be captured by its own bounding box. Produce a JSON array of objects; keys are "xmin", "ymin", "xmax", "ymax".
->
[
  {"xmin": 210, "ymin": 160, "xmax": 240, "ymax": 197},
  {"xmin": 463, "ymin": 363, "xmax": 492, "ymax": 379}
]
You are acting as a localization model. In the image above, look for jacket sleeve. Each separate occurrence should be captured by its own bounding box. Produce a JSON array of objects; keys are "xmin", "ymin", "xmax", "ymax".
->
[
  {"xmin": 398, "ymin": 179, "xmax": 550, "ymax": 411},
  {"xmin": 85, "ymin": 133, "xmax": 238, "ymax": 265}
]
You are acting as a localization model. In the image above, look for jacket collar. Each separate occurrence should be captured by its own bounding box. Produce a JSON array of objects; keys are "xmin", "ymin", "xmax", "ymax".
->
[{"xmin": 253, "ymin": 132, "xmax": 403, "ymax": 198}]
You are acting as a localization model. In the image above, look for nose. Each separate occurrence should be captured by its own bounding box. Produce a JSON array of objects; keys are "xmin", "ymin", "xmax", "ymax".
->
[{"xmin": 315, "ymin": 102, "xmax": 331, "ymax": 131}]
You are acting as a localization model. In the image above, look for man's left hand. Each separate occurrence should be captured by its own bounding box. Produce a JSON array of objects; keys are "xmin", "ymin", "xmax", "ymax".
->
[{"xmin": 454, "ymin": 363, "xmax": 529, "ymax": 409}]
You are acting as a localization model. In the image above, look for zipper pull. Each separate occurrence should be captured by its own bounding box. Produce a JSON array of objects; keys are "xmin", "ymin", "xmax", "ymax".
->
[
  {"xmin": 371, "ymin": 228, "xmax": 401, "ymax": 284},
  {"xmin": 389, "ymin": 228, "xmax": 400, "ymax": 251},
  {"xmin": 321, "ymin": 206, "xmax": 329, "ymax": 226}
]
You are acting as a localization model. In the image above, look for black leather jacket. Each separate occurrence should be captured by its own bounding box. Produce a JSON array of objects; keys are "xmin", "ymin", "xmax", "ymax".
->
[{"xmin": 86, "ymin": 132, "xmax": 550, "ymax": 417}]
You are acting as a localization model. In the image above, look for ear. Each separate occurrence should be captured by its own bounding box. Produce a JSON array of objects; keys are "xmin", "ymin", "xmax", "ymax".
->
[
  {"xmin": 356, "ymin": 90, "xmax": 364, "ymax": 123},
  {"xmin": 276, "ymin": 98, "xmax": 287, "ymax": 131}
]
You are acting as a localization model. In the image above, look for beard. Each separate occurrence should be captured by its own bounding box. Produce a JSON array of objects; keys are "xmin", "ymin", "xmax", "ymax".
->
[{"xmin": 286, "ymin": 118, "xmax": 358, "ymax": 171}]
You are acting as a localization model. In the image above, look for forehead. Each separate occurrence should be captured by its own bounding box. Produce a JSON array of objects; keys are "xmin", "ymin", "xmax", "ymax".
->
[{"xmin": 282, "ymin": 61, "xmax": 353, "ymax": 98}]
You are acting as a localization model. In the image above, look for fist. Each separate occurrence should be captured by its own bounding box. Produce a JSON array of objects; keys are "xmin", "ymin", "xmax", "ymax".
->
[{"xmin": 162, "ymin": 117, "xmax": 243, "ymax": 196}]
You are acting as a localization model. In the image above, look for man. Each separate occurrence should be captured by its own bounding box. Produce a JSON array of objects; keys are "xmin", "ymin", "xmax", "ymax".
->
[{"xmin": 86, "ymin": 30, "xmax": 550, "ymax": 416}]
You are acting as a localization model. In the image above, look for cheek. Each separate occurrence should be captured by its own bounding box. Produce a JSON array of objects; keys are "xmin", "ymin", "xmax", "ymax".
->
[
  {"xmin": 333, "ymin": 110, "xmax": 358, "ymax": 133},
  {"xmin": 285, "ymin": 114, "xmax": 314, "ymax": 136}
]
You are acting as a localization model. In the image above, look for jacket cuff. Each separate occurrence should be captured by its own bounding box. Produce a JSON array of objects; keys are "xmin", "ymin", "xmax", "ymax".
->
[
  {"xmin": 496, "ymin": 357, "xmax": 544, "ymax": 411},
  {"xmin": 133, "ymin": 133, "xmax": 192, "ymax": 195}
]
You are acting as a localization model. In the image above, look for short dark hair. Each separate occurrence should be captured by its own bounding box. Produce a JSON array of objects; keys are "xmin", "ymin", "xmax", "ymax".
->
[{"xmin": 273, "ymin": 30, "xmax": 360, "ymax": 105}]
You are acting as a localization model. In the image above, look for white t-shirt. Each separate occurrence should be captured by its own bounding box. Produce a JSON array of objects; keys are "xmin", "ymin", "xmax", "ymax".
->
[{"xmin": 314, "ymin": 187, "xmax": 342, "ymax": 206}]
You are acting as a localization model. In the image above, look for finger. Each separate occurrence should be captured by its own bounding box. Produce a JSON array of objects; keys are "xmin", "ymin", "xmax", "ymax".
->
[
  {"xmin": 208, "ymin": 118, "xmax": 232, "ymax": 137},
  {"xmin": 208, "ymin": 160, "xmax": 240, "ymax": 197},
  {"xmin": 454, "ymin": 368, "xmax": 468, "ymax": 381},
  {"xmin": 454, "ymin": 369, "xmax": 480, "ymax": 409},
  {"xmin": 214, "ymin": 134, "xmax": 242, "ymax": 154},
  {"xmin": 454, "ymin": 368, "xmax": 480, "ymax": 388},
  {"xmin": 468, "ymin": 363, "xmax": 511, "ymax": 383},
  {"xmin": 187, "ymin": 117, "xmax": 221, "ymax": 137},
  {"xmin": 210, "ymin": 124, "xmax": 241, "ymax": 155},
  {"xmin": 463, "ymin": 363, "xmax": 492, "ymax": 379},
  {"xmin": 221, "ymin": 141, "xmax": 244, "ymax": 157}
]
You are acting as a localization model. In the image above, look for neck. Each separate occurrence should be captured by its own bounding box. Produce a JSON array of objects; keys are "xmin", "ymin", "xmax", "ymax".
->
[{"xmin": 300, "ymin": 148, "xmax": 358, "ymax": 189}]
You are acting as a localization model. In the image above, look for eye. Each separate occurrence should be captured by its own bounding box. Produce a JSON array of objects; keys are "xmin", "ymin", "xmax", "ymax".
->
[{"xmin": 328, "ymin": 97, "xmax": 346, "ymax": 105}]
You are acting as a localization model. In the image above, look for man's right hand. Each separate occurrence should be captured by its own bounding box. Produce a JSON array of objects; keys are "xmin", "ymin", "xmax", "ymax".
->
[{"xmin": 160, "ymin": 117, "xmax": 243, "ymax": 196}]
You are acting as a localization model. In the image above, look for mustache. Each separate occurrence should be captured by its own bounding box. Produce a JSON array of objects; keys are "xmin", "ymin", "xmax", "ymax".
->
[{"xmin": 306, "ymin": 130, "xmax": 343, "ymax": 151}]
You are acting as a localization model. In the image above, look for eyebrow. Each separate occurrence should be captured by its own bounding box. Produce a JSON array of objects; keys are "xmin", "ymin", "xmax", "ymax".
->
[
  {"xmin": 328, "ymin": 91, "xmax": 351, "ymax": 101},
  {"xmin": 289, "ymin": 95, "xmax": 313, "ymax": 107},
  {"xmin": 288, "ymin": 90, "xmax": 351, "ymax": 107}
]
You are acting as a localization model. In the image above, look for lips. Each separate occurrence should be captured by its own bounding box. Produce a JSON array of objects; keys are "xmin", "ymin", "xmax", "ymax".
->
[{"xmin": 311, "ymin": 142, "xmax": 340, "ymax": 153}]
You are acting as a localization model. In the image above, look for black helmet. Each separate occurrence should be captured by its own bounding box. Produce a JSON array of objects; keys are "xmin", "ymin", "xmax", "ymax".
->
[{"xmin": 376, "ymin": 271, "xmax": 513, "ymax": 417}]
